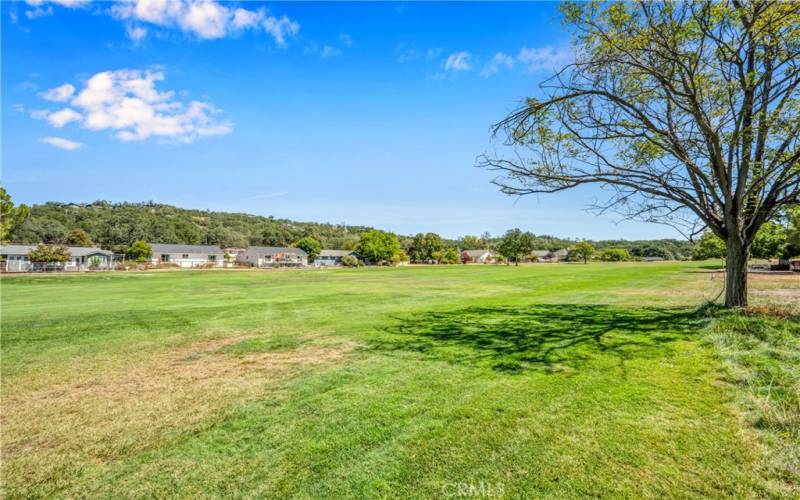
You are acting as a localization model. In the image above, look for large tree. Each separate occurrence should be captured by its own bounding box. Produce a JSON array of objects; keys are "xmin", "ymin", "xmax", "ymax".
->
[
  {"xmin": 409, "ymin": 232, "xmax": 445, "ymax": 263},
  {"xmin": 292, "ymin": 236, "xmax": 322, "ymax": 263},
  {"xmin": 0, "ymin": 187, "xmax": 30, "ymax": 243},
  {"xmin": 479, "ymin": 1, "xmax": 800, "ymax": 307},
  {"xmin": 497, "ymin": 228, "xmax": 536, "ymax": 266},
  {"xmin": 356, "ymin": 230, "xmax": 402, "ymax": 264}
]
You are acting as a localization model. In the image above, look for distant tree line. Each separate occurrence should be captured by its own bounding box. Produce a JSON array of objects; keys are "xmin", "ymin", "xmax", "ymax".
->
[{"xmin": 13, "ymin": 197, "xmax": 785, "ymax": 265}]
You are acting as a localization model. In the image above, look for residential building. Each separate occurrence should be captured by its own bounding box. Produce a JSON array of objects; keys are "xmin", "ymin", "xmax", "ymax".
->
[
  {"xmin": 0, "ymin": 244, "xmax": 113, "ymax": 272},
  {"xmin": 461, "ymin": 249, "xmax": 498, "ymax": 264},
  {"xmin": 531, "ymin": 249, "xmax": 568, "ymax": 263},
  {"xmin": 237, "ymin": 246, "xmax": 308, "ymax": 268},
  {"xmin": 149, "ymin": 244, "xmax": 224, "ymax": 268},
  {"xmin": 314, "ymin": 249, "xmax": 358, "ymax": 266}
]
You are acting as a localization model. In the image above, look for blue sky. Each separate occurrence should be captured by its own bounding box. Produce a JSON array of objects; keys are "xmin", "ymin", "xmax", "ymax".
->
[{"xmin": 2, "ymin": 1, "xmax": 680, "ymax": 240}]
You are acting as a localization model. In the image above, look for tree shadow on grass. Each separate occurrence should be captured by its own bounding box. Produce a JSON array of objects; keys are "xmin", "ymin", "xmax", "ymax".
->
[{"xmin": 370, "ymin": 304, "xmax": 710, "ymax": 374}]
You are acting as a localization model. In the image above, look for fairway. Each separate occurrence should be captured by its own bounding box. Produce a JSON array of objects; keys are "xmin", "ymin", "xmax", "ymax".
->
[{"xmin": 1, "ymin": 263, "xmax": 798, "ymax": 497}]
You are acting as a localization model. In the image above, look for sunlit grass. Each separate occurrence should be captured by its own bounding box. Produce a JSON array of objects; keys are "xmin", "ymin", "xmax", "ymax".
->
[{"xmin": 1, "ymin": 262, "xmax": 797, "ymax": 497}]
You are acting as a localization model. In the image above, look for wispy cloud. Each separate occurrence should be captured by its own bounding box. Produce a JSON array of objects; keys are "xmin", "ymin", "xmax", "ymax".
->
[
  {"xmin": 339, "ymin": 32, "xmax": 353, "ymax": 47},
  {"xmin": 395, "ymin": 44, "xmax": 440, "ymax": 63},
  {"xmin": 517, "ymin": 45, "xmax": 572, "ymax": 72},
  {"xmin": 443, "ymin": 51, "xmax": 472, "ymax": 72},
  {"xmin": 320, "ymin": 45, "xmax": 342, "ymax": 59},
  {"xmin": 480, "ymin": 52, "xmax": 515, "ymax": 78},
  {"xmin": 32, "ymin": 68, "xmax": 232, "ymax": 144},
  {"xmin": 40, "ymin": 136, "xmax": 84, "ymax": 150}
]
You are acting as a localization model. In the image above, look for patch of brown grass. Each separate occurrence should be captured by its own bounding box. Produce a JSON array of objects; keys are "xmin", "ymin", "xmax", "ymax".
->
[{"xmin": 1, "ymin": 336, "xmax": 353, "ymax": 493}]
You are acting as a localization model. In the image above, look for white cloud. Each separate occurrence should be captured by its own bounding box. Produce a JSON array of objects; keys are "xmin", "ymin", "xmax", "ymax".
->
[
  {"xmin": 24, "ymin": 0, "xmax": 88, "ymax": 18},
  {"xmin": 443, "ymin": 51, "xmax": 472, "ymax": 72},
  {"xmin": 40, "ymin": 136, "xmax": 84, "ymax": 150},
  {"xmin": 32, "ymin": 69, "xmax": 232, "ymax": 144},
  {"xmin": 396, "ymin": 45, "xmax": 441, "ymax": 63},
  {"xmin": 231, "ymin": 7, "xmax": 260, "ymax": 29},
  {"xmin": 25, "ymin": 6, "xmax": 53, "ymax": 19},
  {"xmin": 126, "ymin": 24, "xmax": 148, "ymax": 42},
  {"xmin": 262, "ymin": 14, "xmax": 300, "ymax": 47},
  {"xmin": 110, "ymin": 1, "xmax": 299, "ymax": 46},
  {"xmin": 39, "ymin": 83, "xmax": 75, "ymax": 102},
  {"xmin": 46, "ymin": 108, "xmax": 82, "ymax": 127},
  {"xmin": 319, "ymin": 45, "xmax": 342, "ymax": 59},
  {"xmin": 517, "ymin": 45, "xmax": 572, "ymax": 72},
  {"xmin": 480, "ymin": 52, "xmax": 515, "ymax": 78},
  {"xmin": 339, "ymin": 33, "xmax": 353, "ymax": 47}
]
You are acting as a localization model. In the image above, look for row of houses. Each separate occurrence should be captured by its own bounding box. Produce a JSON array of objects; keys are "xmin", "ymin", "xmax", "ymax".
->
[
  {"xmin": 1, "ymin": 243, "xmax": 571, "ymax": 272},
  {"xmin": 0, "ymin": 243, "xmax": 358, "ymax": 272},
  {"xmin": 461, "ymin": 249, "xmax": 569, "ymax": 264}
]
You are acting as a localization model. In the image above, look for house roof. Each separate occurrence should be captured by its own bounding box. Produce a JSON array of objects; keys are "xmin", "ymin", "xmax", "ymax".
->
[
  {"xmin": 150, "ymin": 244, "xmax": 224, "ymax": 254},
  {"xmin": 531, "ymin": 250, "xmax": 551, "ymax": 257},
  {"xmin": 246, "ymin": 246, "xmax": 308, "ymax": 256},
  {"xmin": 319, "ymin": 249, "xmax": 353, "ymax": 257},
  {"xmin": 0, "ymin": 244, "xmax": 112, "ymax": 257},
  {"xmin": 462, "ymin": 249, "xmax": 492, "ymax": 258}
]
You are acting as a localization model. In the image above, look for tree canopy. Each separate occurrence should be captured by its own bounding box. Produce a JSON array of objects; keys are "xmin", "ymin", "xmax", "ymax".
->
[
  {"xmin": 29, "ymin": 244, "xmax": 70, "ymax": 263},
  {"xmin": 356, "ymin": 230, "xmax": 402, "ymax": 264},
  {"xmin": 570, "ymin": 241, "xmax": 595, "ymax": 264},
  {"xmin": 0, "ymin": 186, "xmax": 30, "ymax": 243},
  {"xmin": 409, "ymin": 232, "xmax": 445, "ymax": 263},
  {"xmin": 497, "ymin": 229, "xmax": 536, "ymax": 266},
  {"xmin": 480, "ymin": 1, "xmax": 800, "ymax": 306},
  {"xmin": 64, "ymin": 228, "xmax": 93, "ymax": 247},
  {"xmin": 292, "ymin": 236, "xmax": 322, "ymax": 262}
]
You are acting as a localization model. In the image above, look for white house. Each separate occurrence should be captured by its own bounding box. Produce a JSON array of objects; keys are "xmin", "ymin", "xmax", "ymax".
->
[
  {"xmin": 237, "ymin": 246, "xmax": 307, "ymax": 268},
  {"xmin": 149, "ymin": 244, "xmax": 224, "ymax": 268},
  {"xmin": 314, "ymin": 249, "xmax": 358, "ymax": 266},
  {"xmin": 0, "ymin": 244, "xmax": 113, "ymax": 272}
]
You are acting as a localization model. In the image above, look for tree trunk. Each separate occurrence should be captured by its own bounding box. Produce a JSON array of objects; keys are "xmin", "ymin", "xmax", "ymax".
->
[{"xmin": 724, "ymin": 236, "xmax": 750, "ymax": 308}]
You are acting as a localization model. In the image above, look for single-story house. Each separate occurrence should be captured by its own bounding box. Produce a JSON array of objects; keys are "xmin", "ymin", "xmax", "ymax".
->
[
  {"xmin": 530, "ymin": 249, "xmax": 568, "ymax": 263},
  {"xmin": 1, "ymin": 244, "xmax": 113, "ymax": 272},
  {"xmin": 237, "ymin": 246, "xmax": 308, "ymax": 268},
  {"xmin": 315, "ymin": 249, "xmax": 358, "ymax": 266},
  {"xmin": 461, "ymin": 249, "xmax": 498, "ymax": 264},
  {"xmin": 149, "ymin": 244, "xmax": 225, "ymax": 268}
]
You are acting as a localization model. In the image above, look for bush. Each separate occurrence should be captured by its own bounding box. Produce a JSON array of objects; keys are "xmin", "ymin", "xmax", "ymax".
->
[
  {"xmin": 599, "ymin": 248, "xmax": 631, "ymax": 262},
  {"xmin": 341, "ymin": 255, "xmax": 361, "ymax": 267},
  {"xmin": 127, "ymin": 240, "xmax": 153, "ymax": 262}
]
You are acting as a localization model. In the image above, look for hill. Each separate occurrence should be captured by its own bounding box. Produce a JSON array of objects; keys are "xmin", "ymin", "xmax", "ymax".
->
[{"xmin": 8, "ymin": 200, "xmax": 695, "ymax": 258}]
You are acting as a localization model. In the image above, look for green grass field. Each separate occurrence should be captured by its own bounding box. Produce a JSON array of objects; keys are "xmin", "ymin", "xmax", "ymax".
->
[{"xmin": 2, "ymin": 263, "xmax": 798, "ymax": 498}]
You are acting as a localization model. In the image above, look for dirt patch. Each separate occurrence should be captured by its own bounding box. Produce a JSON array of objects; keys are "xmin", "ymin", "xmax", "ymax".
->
[{"xmin": 2, "ymin": 336, "xmax": 353, "ymax": 466}]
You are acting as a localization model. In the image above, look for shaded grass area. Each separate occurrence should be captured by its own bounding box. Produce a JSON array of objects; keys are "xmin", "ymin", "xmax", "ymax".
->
[
  {"xmin": 0, "ymin": 263, "xmax": 796, "ymax": 497},
  {"xmin": 372, "ymin": 304, "xmax": 708, "ymax": 374}
]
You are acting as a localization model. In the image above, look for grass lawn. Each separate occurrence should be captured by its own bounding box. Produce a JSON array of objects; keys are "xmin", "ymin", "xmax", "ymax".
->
[{"xmin": 1, "ymin": 262, "xmax": 798, "ymax": 497}]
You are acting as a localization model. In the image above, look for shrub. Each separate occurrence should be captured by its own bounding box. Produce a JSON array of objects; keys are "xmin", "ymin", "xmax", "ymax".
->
[
  {"xmin": 29, "ymin": 243, "xmax": 70, "ymax": 263},
  {"xmin": 599, "ymin": 248, "xmax": 631, "ymax": 262},
  {"xmin": 127, "ymin": 240, "xmax": 153, "ymax": 263},
  {"xmin": 341, "ymin": 254, "xmax": 361, "ymax": 267}
]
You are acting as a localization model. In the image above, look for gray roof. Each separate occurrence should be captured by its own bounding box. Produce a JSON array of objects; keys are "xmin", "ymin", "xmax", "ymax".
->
[
  {"xmin": 531, "ymin": 250, "xmax": 551, "ymax": 257},
  {"xmin": 150, "ymin": 244, "xmax": 223, "ymax": 254},
  {"xmin": 246, "ymin": 246, "xmax": 308, "ymax": 256},
  {"xmin": 319, "ymin": 249, "xmax": 354, "ymax": 257},
  {"xmin": 1, "ymin": 244, "xmax": 112, "ymax": 257}
]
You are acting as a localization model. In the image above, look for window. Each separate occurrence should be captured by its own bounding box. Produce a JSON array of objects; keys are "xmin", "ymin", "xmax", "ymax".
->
[
  {"xmin": 208, "ymin": 255, "xmax": 217, "ymax": 261},
  {"xmin": 182, "ymin": 254, "xmax": 189, "ymax": 259},
  {"xmin": 161, "ymin": 254, "xmax": 170, "ymax": 262}
]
